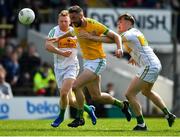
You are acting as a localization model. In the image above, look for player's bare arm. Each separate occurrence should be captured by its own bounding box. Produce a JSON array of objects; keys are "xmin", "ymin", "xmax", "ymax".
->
[
  {"xmin": 106, "ymin": 30, "xmax": 123, "ymax": 58},
  {"xmin": 78, "ymin": 30, "xmax": 114, "ymax": 43},
  {"xmin": 45, "ymin": 40, "xmax": 72, "ymax": 57}
]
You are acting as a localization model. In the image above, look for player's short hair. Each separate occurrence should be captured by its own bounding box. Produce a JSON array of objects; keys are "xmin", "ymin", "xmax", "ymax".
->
[
  {"xmin": 118, "ymin": 13, "xmax": 135, "ymax": 25},
  {"xmin": 58, "ymin": 10, "xmax": 69, "ymax": 17},
  {"xmin": 68, "ymin": 5, "xmax": 83, "ymax": 14}
]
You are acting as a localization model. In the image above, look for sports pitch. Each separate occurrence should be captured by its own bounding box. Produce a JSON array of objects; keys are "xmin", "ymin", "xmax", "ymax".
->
[{"xmin": 0, "ymin": 118, "xmax": 179, "ymax": 136}]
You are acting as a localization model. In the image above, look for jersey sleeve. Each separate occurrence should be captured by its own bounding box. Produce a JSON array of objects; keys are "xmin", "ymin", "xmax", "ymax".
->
[
  {"xmin": 90, "ymin": 19, "xmax": 109, "ymax": 35},
  {"xmin": 122, "ymin": 32, "xmax": 131, "ymax": 42},
  {"xmin": 48, "ymin": 28, "xmax": 56, "ymax": 38}
]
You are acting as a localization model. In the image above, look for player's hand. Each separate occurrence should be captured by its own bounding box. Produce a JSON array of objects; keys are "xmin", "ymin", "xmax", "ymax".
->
[
  {"xmin": 78, "ymin": 30, "xmax": 91, "ymax": 39},
  {"xmin": 46, "ymin": 37, "xmax": 58, "ymax": 43},
  {"xmin": 128, "ymin": 57, "xmax": 137, "ymax": 66},
  {"xmin": 61, "ymin": 50, "xmax": 72, "ymax": 57},
  {"xmin": 115, "ymin": 49, "xmax": 123, "ymax": 58}
]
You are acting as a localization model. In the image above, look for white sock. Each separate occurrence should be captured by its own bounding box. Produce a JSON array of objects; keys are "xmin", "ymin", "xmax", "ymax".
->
[{"xmin": 137, "ymin": 123, "xmax": 146, "ymax": 127}]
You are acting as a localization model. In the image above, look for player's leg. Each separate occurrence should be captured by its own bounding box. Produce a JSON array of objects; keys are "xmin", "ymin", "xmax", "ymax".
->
[
  {"xmin": 125, "ymin": 76, "xmax": 147, "ymax": 130},
  {"xmin": 68, "ymin": 90, "xmax": 97, "ymax": 125},
  {"xmin": 68, "ymin": 69, "xmax": 97, "ymax": 127},
  {"xmin": 51, "ymin": 78, "xmax": 74, "ymax": 127},
  {"xmin": 86, "ymin": 75, "xmax": 131, "ymax": 121},
  {"xmin": 141, "ymin": 82, "xmax": 176, "ymax": 127}
]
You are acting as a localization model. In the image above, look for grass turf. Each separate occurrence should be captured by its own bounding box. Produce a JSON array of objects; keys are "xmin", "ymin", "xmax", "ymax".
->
[{"xmin": 0, "ymin": 118, "xmax": 179, "ymax": 136}]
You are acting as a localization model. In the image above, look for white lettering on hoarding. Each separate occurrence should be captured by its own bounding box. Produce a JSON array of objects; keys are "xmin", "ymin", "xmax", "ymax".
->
[{"xmin": 0, "ymin": 97, "xmax": 68, "ymax": 120}]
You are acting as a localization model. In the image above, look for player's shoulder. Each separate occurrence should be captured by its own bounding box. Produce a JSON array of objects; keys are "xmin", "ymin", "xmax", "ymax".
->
[
  {"xmin": 48, "ymin": 25, "xmax": 59, "ymax": 37},
  {"xmin": 124, "ymin": 28, "xmax": 139, "ymax": 37},
  {"xmin": 49, "ymin": 25, "xmax": 59, "ymax": 33},
  {"xmin": 86, "ymin": 18, "xmax": 99, "ymax": 24}
]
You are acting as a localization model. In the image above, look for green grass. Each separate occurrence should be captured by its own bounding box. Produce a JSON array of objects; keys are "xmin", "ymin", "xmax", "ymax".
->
[{"xmin": 0, "ymin": 118, "xmax": 179, "ymax": 136}]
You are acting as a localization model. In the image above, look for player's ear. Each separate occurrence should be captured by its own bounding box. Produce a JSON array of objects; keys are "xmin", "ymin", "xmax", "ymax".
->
[{"xmin": 79, "ymin": 12, "xmax": 83, "ymax": 19}]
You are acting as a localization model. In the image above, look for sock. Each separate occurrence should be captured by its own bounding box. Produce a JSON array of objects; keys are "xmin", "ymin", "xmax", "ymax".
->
[
  {"xmin": 113, "ymin": 99, "xmax": 123, "ymax": 108},
  {"xmin": 136, "ymin": 115, "xmax": 145, "ymax": 125},
  {"xmin": 76, "ymin": 109, "xmax": 84, "ymax": 119},
  {"xmin": 137, "ymin": 123, "xmax": 146, "ymax": 127},
  {"xmin": 162, "ymin": 107, "xmax": 170, "ymax": 115},
  {"xmin": 59, "ymin": 108, "xmax": 66, "ymax": 120},
  {"xmin": 84, "ymin": 104, "xmax": 91, "ymax": 114}
]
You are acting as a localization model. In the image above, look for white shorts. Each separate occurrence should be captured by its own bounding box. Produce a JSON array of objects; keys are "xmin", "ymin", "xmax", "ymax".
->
[
  {"xmin": 137, "ymin": 65, "xmax": 162, "ymax": 83},
  {"xmin": 83, "ymin": 58, "xmax": 106, "ymax": 75},
  {"xmin": 54, "ymin": 64, "xmax": 79, "ymax": 88}
]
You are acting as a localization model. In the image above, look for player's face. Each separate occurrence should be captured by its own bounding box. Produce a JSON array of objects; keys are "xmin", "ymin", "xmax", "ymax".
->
[
  {"xmin": 58, "ymin": 16, "xmax": 70, "ymax": 31},
  {"xmin": 69, "ymin": 12, "xmax": 82, "ymax": 27},
  {"xmin": 117, "ymin": 18, "xmax": 129, "ymax": 33}
]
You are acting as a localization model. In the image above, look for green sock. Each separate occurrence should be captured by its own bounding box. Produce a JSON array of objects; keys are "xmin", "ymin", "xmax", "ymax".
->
[
  {"xmin": 113, "ymin": 99, "xmax": 123, "ymax": 108},
  {"xmin": 76, "ymin": 109, "xmax": 84, "ymax": 119},
  {"xmin": 136, "ymin": 115, "xmax": 144, "ymax": 124},
  {"xmin": 84, "ymin": 104, "xmax": 91, "ymax": 114},
  {"xmin": 162, "ymin": 107, "xmax": 170, "ymax": 115},
  {"xmin": 59, "ymin": 108, "xmax": 66, "ymax": 120}
]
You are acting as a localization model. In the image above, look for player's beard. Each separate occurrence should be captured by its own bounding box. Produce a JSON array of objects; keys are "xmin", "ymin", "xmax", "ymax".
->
[{"xmin": 73, "ymin": 20, "xmax": 82, "ymax": 27}]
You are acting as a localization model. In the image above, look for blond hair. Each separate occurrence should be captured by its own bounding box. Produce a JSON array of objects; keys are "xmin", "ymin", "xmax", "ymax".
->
[{"xmin": 58, "ymin": 10, "xmax": 69, "ymax": 17}]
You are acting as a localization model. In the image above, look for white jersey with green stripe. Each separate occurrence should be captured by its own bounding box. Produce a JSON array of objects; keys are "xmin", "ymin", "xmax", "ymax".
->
[
  {"xmin": 122, "ymin": 28, "xmax": 161, "ymax": 67},
  {"xmin": 48, "ymin": 26, "xmax": 78, "ymax": 69}
]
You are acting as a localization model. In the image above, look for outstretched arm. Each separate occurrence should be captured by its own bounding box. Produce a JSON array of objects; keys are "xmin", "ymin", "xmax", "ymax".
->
[
  {"xmin": 78, "ymin": 33, "xmax": 114, "ymax": 43},
  {"xmin": 78, "ymin": 30, "xmax": 114, "ymax": 43},
  {"xmin": 106, "ymin": 30, "xmax": 123, "ymax": 58},
  {"xmin": 45, "ymin": 40, "xmax": 72, "ymax": 57}
]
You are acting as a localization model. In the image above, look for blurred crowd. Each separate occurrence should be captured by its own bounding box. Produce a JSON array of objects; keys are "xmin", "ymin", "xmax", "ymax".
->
[
  {"xmin": 0, "ymin": 36, "xmax": 58, "ymax": 96},
  {"xmin": 0, "ymin": 0, "xmax": 180, "ymax": 97}
]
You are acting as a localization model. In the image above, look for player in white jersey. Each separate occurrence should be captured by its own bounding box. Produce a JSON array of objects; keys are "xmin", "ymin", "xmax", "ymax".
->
[
  {"xmin": 45, "ymin": 10, "xmax": 96, "ymax": 128},
  {"xmin": 81, "ymin": 13, "xmax": 176, "ymax": 131},
  {"xmin": 118, "ymin": 13, "xmax": 176, "ymax": 130}
]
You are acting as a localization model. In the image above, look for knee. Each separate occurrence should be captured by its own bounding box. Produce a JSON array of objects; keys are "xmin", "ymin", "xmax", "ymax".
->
[
  {"xmin": 141, "ymin": 90, "xmax": 151, "ymax": 97},
  {"xmin": 72, "ymin": 82, "xmax": 80, "ymax": 92},
  {"xmin": 60, "ymin": 89, "xmax": 69, "ymax": 99}
]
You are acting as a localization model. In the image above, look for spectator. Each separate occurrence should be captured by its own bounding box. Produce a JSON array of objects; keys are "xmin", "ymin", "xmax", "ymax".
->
[
  {"xmin": 0, "ymin": 45, "xmax": 13, "ymax": 62},
  {"xmin": 15, "ymin": 46, "xmax": 24, "ymax": 59},
  {"xmin": 33, "ymin": 62, "xmax": 55, "ymax": 95},
  {"xmin": 1, "ymin": 50, "xmax": 20, "ymax": 86},
  {"xmin": 19, "ymin": 43, "xmax": 41, "ymax": 85},
  {"xmin": 0, "ymin": 65, "xmax": 13, "ymax": 99}
]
